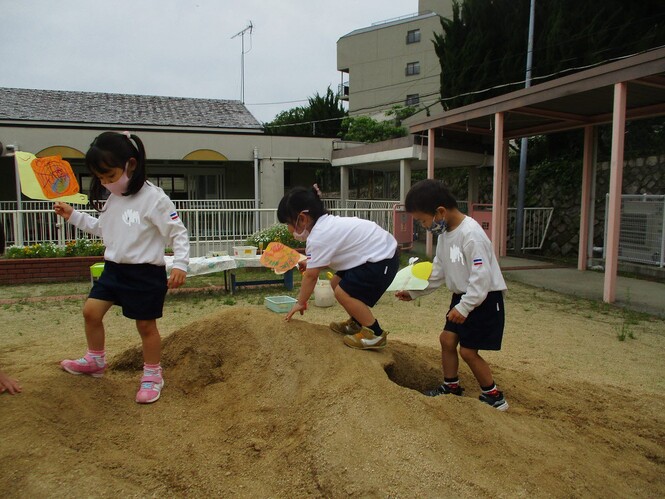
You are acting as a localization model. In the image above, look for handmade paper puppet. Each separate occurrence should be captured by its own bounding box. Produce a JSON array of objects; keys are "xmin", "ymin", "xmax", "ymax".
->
[
  {"xmin": 259, "ymin": 241, "xmax": 306, "ymax": 275},
  {"xmin": 15, "ymin": 151, "xmax": 88, "ymax": 204},
  {"xmin": 386, "ymin": 257, "xmax": 433, "ymax": 291}
]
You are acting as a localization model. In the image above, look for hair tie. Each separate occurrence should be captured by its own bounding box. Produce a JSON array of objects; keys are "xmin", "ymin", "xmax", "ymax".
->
[
  {"xmin": 120, "ymin": 131, "xmax": 132, "ymax": 139},
  {"xmin": 313, "ymin": 183, "xmax": 322, "ymax": 198}
]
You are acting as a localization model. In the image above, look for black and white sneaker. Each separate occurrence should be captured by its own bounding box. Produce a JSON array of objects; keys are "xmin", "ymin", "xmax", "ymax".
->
[
  {"xmin": 424, "ymin": 384, "xmax": 464, "ymax": 397},
  {"xmin": 479, "ymin": 391, "xmax": 509, "ymax": 411}
]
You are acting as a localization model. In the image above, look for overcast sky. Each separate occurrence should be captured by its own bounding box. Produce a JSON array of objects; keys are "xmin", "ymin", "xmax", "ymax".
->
[{"xmin": 0, "ymin": 0, "xmax": 417, "ymax": 123}]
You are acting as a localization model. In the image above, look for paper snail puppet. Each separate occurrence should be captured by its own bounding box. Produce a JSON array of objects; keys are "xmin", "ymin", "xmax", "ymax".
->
[
  {"xmin": 386, "ymin": 257, "xmax": 433, "ymax": 291},
  {"xmin": 259, "ymin": 242, "xmax": 306, "ymax": 275},
  {"xmin": 15, "ymin": 151, "xmax": 88, "ymax": 204}
]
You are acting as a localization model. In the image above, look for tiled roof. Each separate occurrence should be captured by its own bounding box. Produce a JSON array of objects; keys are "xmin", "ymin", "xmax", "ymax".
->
[{"xmin": 0, "ymin": 87, "xmax": 262, "ymax": 130}]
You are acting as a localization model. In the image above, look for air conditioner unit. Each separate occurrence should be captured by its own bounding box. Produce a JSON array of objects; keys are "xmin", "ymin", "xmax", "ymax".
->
[{"xmin": 616, "ymin": 197, "xmax": 664, "ymax": 265}]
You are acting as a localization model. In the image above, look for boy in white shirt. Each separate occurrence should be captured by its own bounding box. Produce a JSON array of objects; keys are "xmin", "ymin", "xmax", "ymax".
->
[{"xmin": 396, "ymin": 179, "xmax": 509, "ymax": 411}]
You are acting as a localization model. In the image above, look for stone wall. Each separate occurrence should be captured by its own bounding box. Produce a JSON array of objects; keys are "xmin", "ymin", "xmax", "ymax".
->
[{"xmin": 442, "ymin": 155, "xmax": 665, "ymax": 259}]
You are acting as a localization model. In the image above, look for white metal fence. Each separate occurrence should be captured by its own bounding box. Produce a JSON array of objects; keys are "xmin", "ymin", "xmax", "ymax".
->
[
  {"xmin": 0, "ymin": 199, "xmax": 401, "ymax": 258},
  {"xmin": 508, "ymin": 207, "xmax": 555, "ymax": 251},
  {"xmin": 1, "ymin": 198, "xmax": 555, "ymax": 258},
  {"xmin": 604, "ymin": 194, "xmax": 665, "ymax": 267}
]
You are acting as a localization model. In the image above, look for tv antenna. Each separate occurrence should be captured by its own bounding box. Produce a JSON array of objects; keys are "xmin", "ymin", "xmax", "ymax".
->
[{"xmin": 231, "ymin": 21, "xmax": 254, "ymax": 104}]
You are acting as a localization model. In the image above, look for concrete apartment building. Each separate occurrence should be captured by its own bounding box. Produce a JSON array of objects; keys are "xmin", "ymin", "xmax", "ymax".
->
[{"xmin": 337, "ymin": 0, "xmax": 454, "ymax": 120}]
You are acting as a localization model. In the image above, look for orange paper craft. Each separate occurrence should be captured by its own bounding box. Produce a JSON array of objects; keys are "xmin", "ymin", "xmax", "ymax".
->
[
  {"xmin": 259, "ymin": 242, "xmax": 305, "ymax": 274},
  {"xmin": 30, "ymin": 156, "xmax": 80, "ymax": 199}
]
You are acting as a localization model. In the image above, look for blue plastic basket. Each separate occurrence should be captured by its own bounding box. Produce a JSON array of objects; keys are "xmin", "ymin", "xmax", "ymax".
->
[{"xmin": 264, "ymin": 296, "xmax": 297, "ymax": 313}]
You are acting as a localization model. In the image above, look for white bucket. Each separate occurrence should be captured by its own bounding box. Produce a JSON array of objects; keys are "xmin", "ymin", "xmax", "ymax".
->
[{"xmin": 314, "ymin": 279, "xmax": 335, "ymax": 307}]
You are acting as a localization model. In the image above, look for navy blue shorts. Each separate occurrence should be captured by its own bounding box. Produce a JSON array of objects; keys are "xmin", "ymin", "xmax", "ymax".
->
[
  {"xmin": 337, "ymin": 251, "xmax": 399, "ymax": 307},
  {"xmin": 89, "ymin": 260, "xmax": 168, "ymax": 320},
  {"xmin": 444, "ymin": 291, "xmax": 505, "ymax": 351}
]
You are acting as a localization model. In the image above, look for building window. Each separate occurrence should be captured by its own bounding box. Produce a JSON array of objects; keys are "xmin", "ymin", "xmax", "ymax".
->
[
  {"xmin": 405, "ymin": 61, "xmax": 420, "ymax": 76},
  {"xmin": 406, "ymin": 94, "xmax": 420, "ymax": 106},
  {"xmin": 406, "ymin": 29, "xmax": 421, "ymax": 44}
]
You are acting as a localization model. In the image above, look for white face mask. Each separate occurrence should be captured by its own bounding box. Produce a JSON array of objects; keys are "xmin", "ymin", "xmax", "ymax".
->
[
  {"xmin": 104, "ymin": 162, "xmax": 131, "ymax": 196},
  {"xmin": 292, "ymin": 210, "xmax": 310, "ymax": 242}
]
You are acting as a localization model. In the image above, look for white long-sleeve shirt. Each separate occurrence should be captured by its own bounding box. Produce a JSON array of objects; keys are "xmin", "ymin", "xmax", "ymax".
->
[
  {"xmin": 306, "ymin": 214, "xmax": 397, "ymax": 271},
  {"xmin": 410, "ymin": 215, "xmax": 506, "ymax": 317},
  {"xmin": 68, "ymin": 182, "xmax": 190, "ymax": 272}
]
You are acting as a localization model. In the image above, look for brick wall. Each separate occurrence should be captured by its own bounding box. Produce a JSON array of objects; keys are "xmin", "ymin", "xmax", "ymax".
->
[{"xmin": 0, "ymin": 256, "xmax": 103, "ymax": 285}]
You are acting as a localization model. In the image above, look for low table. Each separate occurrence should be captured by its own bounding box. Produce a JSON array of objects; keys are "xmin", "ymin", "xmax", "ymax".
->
[
  {"xmin": 229, "ymin": 256, "xmax": 294, "ymax": 294},
  {"xmin": 162, "ymin": 255, "xmax": 293, "ymax": 294}
]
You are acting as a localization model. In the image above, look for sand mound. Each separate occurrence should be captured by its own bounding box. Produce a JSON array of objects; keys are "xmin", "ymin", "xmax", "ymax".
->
[{"xmin": 1, "ymin": 307, "xmax": 663, "ymax": 497}]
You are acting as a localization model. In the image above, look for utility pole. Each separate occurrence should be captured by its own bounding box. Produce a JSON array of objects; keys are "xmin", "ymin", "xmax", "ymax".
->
[
  {"xmin": 515, "ymin": 0, "xmax": 535, "ymax": 255},
  {"xmin": 231, "ymin": 21, "xmax": 253, "ymax": 104}
]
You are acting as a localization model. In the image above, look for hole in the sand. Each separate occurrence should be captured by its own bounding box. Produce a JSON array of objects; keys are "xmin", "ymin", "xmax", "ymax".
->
[{"xmin": 383, "ymin": 343, "xmax": 442, "ymax": 393}]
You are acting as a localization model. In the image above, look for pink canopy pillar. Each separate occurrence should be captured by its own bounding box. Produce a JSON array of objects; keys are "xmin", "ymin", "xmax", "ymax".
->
[
  {"xmin": 426, "ymin": 128, "xmax": 436, "ymax": 258},
  {"xmin": 491, "ymin": 112, "xmax": 508, "ymax": 256},
  {"xmin": 578, "ymin": 125, "xmax": 596, "ymax": 271},
  {"xmin": 604, "ymin": 82, "xmax": 627, "ymax": 303}
]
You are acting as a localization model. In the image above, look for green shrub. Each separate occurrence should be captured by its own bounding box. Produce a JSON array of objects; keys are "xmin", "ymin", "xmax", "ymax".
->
[
  {"xmin": 4, "ymin": 239, "xmax": 105, "ymax": 259},
  {"xmin": 246, "ymin": 223, "xmax": 305, "ymax": 249},
  {"xmin": 64, "ymin": 238, "xmax": 106, "ymax": 257},
  {"xmin": 6, "ymin": 242, "xmax": 64, "ymax": 258}
]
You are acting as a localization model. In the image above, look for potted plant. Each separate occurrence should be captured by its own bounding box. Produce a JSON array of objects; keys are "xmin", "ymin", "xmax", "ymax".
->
[{"xmin": 246, "ymin": 223, "xmax": 306, "ymax": 251}]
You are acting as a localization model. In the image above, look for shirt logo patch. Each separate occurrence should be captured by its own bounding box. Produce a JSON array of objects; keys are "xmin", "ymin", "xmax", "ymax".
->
[
  {"xmin": 170, "ymin": 211, "xmax": 179, "ymax": 221},
  {"xmin": 122, "ymin": 209, "xmax": 141, "ymax": 226},
  {"xmin": 449, "ymin": 244, "xmax": 465, "ymax": 265},
  {"xmin": 473, "ymin": 258, "xmax": 483, "ymax": 266}
]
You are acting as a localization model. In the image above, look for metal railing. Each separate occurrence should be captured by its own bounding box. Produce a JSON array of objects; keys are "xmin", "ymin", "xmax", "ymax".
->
[
  {"xmin": 1, "ymin": 198, "xmax": 556, "ymax": 257},
  {"xmin": 0, "ymin": 199, "xmax": 398, "ymax": 258},
  {"xmin": 508, "ymin": 207, "xmax": 555, "ymax": 251}
]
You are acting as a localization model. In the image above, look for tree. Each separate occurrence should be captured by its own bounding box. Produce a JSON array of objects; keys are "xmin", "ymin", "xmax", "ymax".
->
[
  {"xmin": 434, "ymin": 0, "xmax": 665, "ymax": 110},
  {"xmin": 339, "ymin": 105, "xmax": 417, "ymax": 143},
  {"xmin": 264, "ymin": 87, "xmax": 347, "ymax": 137}
]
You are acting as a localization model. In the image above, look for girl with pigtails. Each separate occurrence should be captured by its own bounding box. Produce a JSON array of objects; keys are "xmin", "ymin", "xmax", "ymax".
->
[{"xmin": 54, "ymin": 131, "xmax": 189, "ymax": 404}]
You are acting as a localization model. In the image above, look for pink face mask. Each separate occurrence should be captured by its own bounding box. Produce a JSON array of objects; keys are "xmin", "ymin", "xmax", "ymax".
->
[
  {"xmin": 292, "ymin": 210, "xmax": 310, "ymax": 242},
  {"xmin": 104, "ymin": 162, "xmax": 131, "ymax": 196}
]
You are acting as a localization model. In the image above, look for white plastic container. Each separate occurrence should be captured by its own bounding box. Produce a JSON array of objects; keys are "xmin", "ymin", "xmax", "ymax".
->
[
  {"xmin": 314, "ymin": 279, "xmax": 335, "ymax": 307},
  {"xmin": 233, "ymin": 246, "xmax": 258, "ymax": 257}
]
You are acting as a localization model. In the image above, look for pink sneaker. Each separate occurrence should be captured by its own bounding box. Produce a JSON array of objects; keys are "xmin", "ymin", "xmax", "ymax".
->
[
  {"xmin": 136, "ymin": 369, "xmax": 164, "ymax": 404},
  {"xmin": 60, "ymin": 354, "xmax": 105, "ymax": 377}
]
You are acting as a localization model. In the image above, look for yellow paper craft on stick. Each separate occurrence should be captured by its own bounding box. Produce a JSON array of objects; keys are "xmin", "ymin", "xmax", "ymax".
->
[
  {"xmin": 15, "ymin": 151, "xmax": 88, "ymax": 204},
  {"xmin": 260, "ymin": 242, "xmax": 306, "ymax": 275},
  {"xmin": 386, "ymin": 258, "xmax": 433, "ymax": 291}
]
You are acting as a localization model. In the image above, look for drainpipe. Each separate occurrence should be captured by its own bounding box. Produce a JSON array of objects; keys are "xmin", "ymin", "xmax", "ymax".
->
[
  {"xmin": 11, "ymin": 147, "xmax": 24, "ymax": 247},
  {"xmin": 253, "ymin": 147, "xmax": 260, "ymax": 231},
  {"xmin": 515, "ymin": 0, "xmax": 536, "ymax": 255}
]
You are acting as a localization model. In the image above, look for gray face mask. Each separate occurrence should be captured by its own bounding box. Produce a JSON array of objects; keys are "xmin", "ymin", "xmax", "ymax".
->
[{"xmin": 426, "ymin": 217, "xmax": 447, "ymax": 236}]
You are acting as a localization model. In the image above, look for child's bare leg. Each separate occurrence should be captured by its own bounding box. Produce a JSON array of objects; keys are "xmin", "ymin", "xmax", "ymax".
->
[
  {"xmin": 82, "ymin": 298, "xmax": 113, "ymax": 350},
  {"xmin": 459, "ymin": 346, "xmax": 493, "ymax": 387},
  {"xmin": 329, "ymin": 274, "xmax": 341, "ymax": 290},
  {"xmin": 440, "ymin": 330, "xmax": 460, "ymax": 378},
  {"xmin": 136, "ymin": 319, "xmax": 161, "ymax": 365},
  {"xmin": 334, "ymin": 285, "xmax": 374, "ymax": 326}
]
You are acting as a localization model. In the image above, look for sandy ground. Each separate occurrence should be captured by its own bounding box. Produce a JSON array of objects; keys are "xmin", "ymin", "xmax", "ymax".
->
[{"xmin": 0, "ymin": 282, "xmax": 664, "ymax": 497}]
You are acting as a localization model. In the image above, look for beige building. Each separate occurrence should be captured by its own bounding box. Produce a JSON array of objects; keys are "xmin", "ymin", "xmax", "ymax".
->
[
  {"xmin": 0, "ymin": 88, "xmax": 333, "ymax": 210},
  {"xmin": 337, "ymin": 0, "xmax": 453, "ymax": 120}
]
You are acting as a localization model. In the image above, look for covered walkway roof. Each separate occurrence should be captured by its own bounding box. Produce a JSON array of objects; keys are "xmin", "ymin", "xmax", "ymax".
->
[
  {"xmin": 409, "ymin": 47, "xmax": 665, "ymax": 139},
  {"xmin": 407, "ymin": 47, "xmax": 665, "ymax": 305}
]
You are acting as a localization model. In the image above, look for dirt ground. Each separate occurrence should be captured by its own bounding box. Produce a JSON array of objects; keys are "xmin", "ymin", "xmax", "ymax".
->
[{"xmin": 0, "ymin": 281, "xmax": 664, "ymax": 497}]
